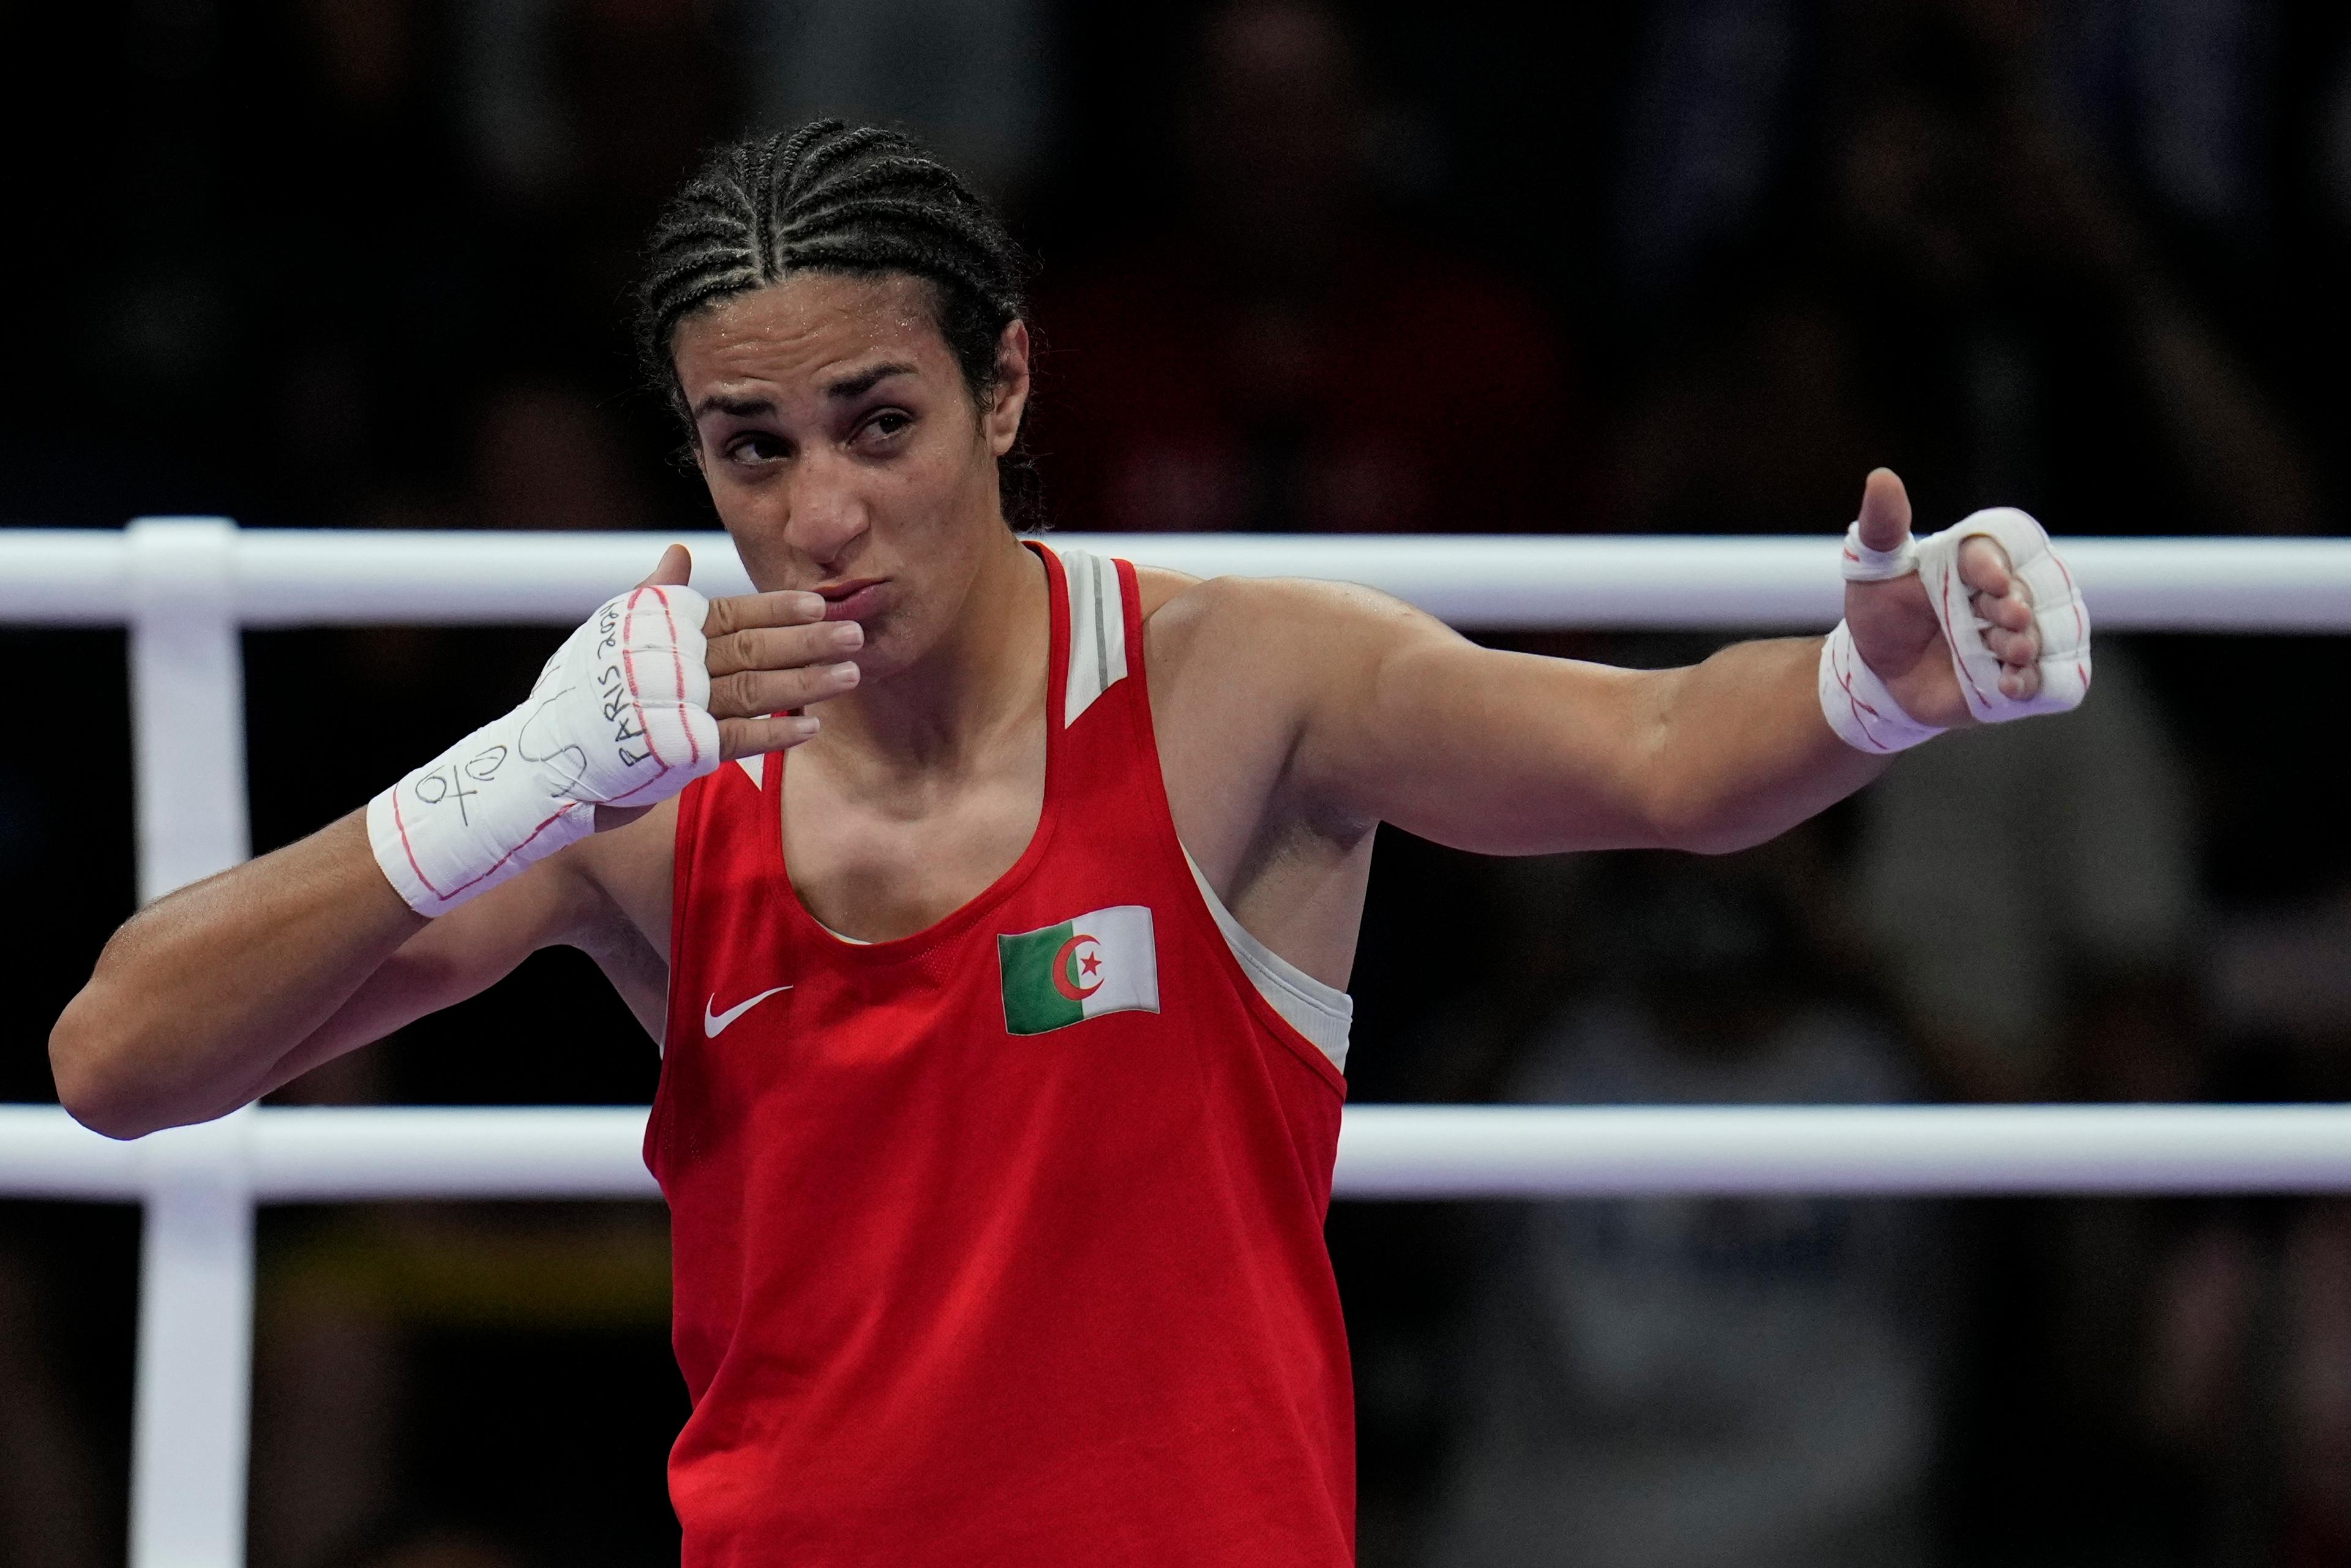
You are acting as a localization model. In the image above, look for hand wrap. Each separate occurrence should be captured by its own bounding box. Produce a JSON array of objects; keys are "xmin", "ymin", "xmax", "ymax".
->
[
  {"xmin": 1818, "ymin": 506, "xmax": 2093, "ymax": 755},
  {"xmin": 367, "ymin": 584, "xmax": 719, "ymax": 916}
]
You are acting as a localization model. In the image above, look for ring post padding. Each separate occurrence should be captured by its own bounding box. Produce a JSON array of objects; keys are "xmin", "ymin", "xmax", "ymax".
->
[
  {"xmin": 126, "ymin": 519, "xmax": 257, "ymax": 1568},
  {"xmin": 127, "ymin": 518, "xmax": 250, "ymax": 904},
  {"xmin": 129, "ymin": 1108, "xmax": 257, "ymax": 1568}
]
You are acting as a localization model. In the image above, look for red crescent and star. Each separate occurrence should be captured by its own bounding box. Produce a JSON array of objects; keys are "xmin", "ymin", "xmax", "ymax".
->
[{"xmin": 1051, "ymin": 932, "xmax": 1104, "ymax": 1001}]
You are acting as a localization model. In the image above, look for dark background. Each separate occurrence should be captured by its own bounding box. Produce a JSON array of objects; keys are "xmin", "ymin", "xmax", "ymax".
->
[{"xmin": 8, "ymin": 1, "xmax": 2351, "ymax": 1564}]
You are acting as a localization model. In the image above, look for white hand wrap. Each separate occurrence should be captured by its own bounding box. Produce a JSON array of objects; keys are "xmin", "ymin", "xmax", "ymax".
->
[
  {"xmin": 1819, "ymin": 506, "xmax": 2093, "ymax": 755},
  {"xmin": 1819, "ymin": 621, "xmax": 1944, "ymax": 754},
  {"xmin": 367, "ymin": 584, "xmax": 720, "ymax": 916}
]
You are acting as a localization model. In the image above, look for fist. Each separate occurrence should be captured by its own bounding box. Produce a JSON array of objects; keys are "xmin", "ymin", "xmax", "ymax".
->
[
  {"xmin": 589, "ymin": 545, "xmax": 864, "ymax": 830},
  {"xmin": 1843, "ymin": 470, "xmax": 2042, "ymax": 729}
]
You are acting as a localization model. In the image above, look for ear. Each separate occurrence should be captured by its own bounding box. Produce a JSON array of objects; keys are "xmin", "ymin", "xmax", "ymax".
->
[{"xmin": 984, "ymin": 319, "xmax": 1032, "ymax": 458}]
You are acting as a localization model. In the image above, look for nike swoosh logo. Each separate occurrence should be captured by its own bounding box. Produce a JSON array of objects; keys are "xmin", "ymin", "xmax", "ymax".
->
[{"xmin": 703, "ymin": 985, "xmax": 793, "ymax": 1038}]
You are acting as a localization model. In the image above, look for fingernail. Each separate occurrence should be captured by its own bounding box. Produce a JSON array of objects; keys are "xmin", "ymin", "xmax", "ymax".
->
[
  {"xmin": 792, "ymin": 715, "xmax": 820, "ymax": 739},
  {"xmin": 833, "ymin": 622, "xmax": 864, "ymax": 648},
  {"xmin": 832, "ymin": 661, "xmax": 861, "ymax": 686},
  {"xmin": 792, "ymin": 591, "xmax": 826, "ymax": 618}
]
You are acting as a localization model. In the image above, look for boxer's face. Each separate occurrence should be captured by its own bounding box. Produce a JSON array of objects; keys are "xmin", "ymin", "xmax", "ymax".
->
[{"xmin": 670, "ymin": 271, "xmax": 1029, "ymax": 680}]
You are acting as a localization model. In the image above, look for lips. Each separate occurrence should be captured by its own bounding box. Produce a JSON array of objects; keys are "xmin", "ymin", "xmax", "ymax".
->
[{"xmin": 816, "ymin": 577, "xmax": 887, "ymax": 622}]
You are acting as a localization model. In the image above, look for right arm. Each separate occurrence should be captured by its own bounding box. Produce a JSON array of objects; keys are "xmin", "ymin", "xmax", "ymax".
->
[
  {"xmin": 47, "ymin": 807, "xmax": 658, "ymax": 1139},
  {"xmin": 50, "ymin": 545, "xmax": 854, "ymax": 1139}
]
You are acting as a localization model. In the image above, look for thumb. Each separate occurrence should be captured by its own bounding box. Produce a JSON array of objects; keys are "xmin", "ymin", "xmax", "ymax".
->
[
  {"xmin": 636, "ymin": 543, "xmax": 692, "ymax": 590},
  {"xmin": 1854, "ymin": 467, "xmax": 1913, "ymax": 555}
]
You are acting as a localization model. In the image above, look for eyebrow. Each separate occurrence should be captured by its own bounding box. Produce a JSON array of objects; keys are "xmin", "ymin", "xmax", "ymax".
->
[
  {"xmin": 689, "ymin": 362, "xmax": 918, "ymax": 422},
  {"xmin": 691, "ymin": 392, "xmax": 775, "ymax": 421},
  {"xmin": 822, "ymin": 362, "xmax": 917, "ymax": 401}
]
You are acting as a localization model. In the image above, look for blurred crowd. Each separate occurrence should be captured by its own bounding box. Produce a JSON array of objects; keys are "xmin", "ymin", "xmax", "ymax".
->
[{"xmin": 8, "ymin": 0, "xmax": 2351, "ymax": 1564}]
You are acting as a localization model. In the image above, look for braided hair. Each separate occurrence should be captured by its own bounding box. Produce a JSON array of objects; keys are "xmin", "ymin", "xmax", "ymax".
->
[{"xmin": 635, "ymin": 121, "xmax": 1039, "ymax": 527}]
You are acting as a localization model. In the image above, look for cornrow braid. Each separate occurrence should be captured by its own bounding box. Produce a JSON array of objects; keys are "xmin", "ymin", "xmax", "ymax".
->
[{"xmin": 635, "ymin": 120, "xmax": 1040, "ymax": 528}]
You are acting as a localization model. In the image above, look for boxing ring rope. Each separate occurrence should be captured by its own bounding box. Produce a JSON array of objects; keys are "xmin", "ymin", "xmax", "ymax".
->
[
  {"xmin": 14, "ymin": 524, "xmax": 2351, "ymax": 630},
  {"xmin": 9, "ymin": 517, "xmax": 2351, "ymax": 1568},
  {"xmin": 13, "ymin": 1103, "xmax": 2351, "ymax": 1202}
]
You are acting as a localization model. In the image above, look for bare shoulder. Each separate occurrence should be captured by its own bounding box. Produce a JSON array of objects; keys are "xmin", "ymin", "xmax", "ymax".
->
[
  {"xmin": 1132, "ymin": 561, "xmax": 1201, "ymax": 618},
  {"xmin": 1141, "ymin": 569, "xmax": 1447, "ymax": 697},
  {"xmin": 1139, "ymin": 571, "xmax": 1460, "ymax": 842}
]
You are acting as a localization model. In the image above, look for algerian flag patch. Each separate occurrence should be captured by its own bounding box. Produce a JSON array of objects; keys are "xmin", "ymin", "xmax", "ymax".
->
[{"xmin": 997, "ymin": 906, "xmax": 1160, "ymax": 1035}]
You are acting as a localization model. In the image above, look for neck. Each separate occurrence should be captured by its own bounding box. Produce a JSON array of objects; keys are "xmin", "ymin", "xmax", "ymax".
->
[{"xmin": 818, "ymin": 528, "xmax": 1046, "ymax": 775}]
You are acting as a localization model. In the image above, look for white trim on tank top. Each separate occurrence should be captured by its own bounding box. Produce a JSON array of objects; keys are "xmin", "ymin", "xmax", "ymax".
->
[
  {"xmin": 1054, "ymin": 542, "xmax": 1130, "ymax": 726},
  {"xmin": 1179, "ymin": 847, "xmax": 1352, "ymax": 1072}
]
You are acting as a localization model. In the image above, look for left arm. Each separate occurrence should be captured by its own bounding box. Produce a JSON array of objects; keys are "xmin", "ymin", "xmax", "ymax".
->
[
  {"xmin": 1276, "ymin": 469, "xmax": 2044, "ymax": 855},
  {"xmin": 1280, "ymin": 598, "xmax": 1877, "ymax": 857}
]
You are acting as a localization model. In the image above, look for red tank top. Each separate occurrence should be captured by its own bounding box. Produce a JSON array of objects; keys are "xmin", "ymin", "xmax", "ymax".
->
[{"xmin": 649, "ymin": 542, "xmax": 1354, "ymax": 1566}]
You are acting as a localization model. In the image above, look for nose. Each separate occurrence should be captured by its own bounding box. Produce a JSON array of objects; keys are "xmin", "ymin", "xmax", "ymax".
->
[{"xmin": 783, "ymin": 451, "xmax": 871, "ymax": 566}]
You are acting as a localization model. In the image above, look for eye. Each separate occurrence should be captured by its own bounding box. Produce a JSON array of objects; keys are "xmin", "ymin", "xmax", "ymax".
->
[
  {"xmin": 725, "ymin": 432, "xmax": 786, "ymax": 465},
  {"xmin": 859, "ymin": 409, "xmax": 914, "ymax": 445}
]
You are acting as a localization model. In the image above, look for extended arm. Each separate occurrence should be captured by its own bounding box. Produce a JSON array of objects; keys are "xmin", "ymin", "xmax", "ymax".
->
[
  {"xmin": 1278, "ymin": 598, "xmax": 1880, "ymax": 855},
  {"xmin": 1278, "ymin": 470, "xmax": 2057, "ymax": 855},
  {"xmin": 1313, "ymin": 620, "xmax": 1886, "ymax": 855}
]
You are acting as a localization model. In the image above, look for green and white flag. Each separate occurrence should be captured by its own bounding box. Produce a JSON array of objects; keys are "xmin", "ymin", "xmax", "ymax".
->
[{"xmin": 997, "ymin": 906, "xmax": 1160, "ymax": 1035}]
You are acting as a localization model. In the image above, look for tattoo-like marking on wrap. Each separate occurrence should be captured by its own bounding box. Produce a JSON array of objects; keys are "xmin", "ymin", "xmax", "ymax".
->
[
  {"xmin": 516, "ymin": 692, "xmax": 589, "ymax": 790},
  {"xmin": 412, "ymin": 765, "xmax": 479, "ymax": 823},
  {"xmin": 405, "ymin": 742, "xmax": 512, "ymax": 826}
]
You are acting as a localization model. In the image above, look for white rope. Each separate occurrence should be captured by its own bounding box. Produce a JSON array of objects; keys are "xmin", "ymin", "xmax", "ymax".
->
[
  {"xmin": 7, "ymin": 527, "xmax": 2351, "ymax": 629},
  {"xmin": 12, "ymin": 1103, "xmax": 2351, "ymax": 1200}
]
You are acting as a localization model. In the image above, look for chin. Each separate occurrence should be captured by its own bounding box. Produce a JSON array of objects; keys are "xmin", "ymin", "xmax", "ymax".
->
[{"xmin": 847, "ymin": 610, "xmax": 922, "ymax": 680}]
